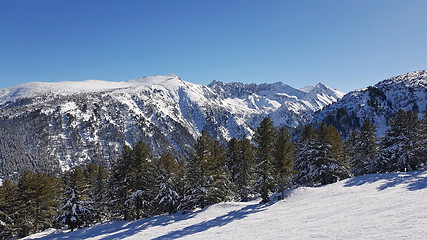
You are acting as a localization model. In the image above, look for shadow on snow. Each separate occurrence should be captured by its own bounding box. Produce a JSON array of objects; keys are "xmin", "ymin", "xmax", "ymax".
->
[
  {"xmin": 150, "ymin": 202, "xmax": 272, "ymax": 240},
  {"xmin": 38, "ymin": 200, "xmax": 275, "ymax": 240},
  {"xmin": 38, "ymin": 208, "xmax": 203, "ymax": 240},
  {"xmin": 343, "ymin": 170, "xmax": 427, "ymax": 191}
]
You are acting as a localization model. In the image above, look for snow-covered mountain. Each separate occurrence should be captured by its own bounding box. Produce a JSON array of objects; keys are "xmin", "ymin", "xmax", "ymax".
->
[
  {"xmin": 24, "ymin": 170, "xmax": 427, "ymax": 240},
  {"xmin": 0, "ymin": 75, "xmax": 343, "ymax": 179},
  {"xmin": 312, "ymin": 70, "xmax": 427, "ymax": 136}
]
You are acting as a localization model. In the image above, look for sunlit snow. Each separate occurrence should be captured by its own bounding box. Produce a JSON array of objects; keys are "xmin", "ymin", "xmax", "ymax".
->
[{"xmin": 24, "ymin": 171, "xmax": 427, "ymax": 240}]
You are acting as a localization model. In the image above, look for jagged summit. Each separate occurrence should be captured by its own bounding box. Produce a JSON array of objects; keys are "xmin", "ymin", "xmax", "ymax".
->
[
  {"xmin": 313, "ymin": 70, "xmax": 427, "ymax": 136},
  {"xmin": 0, "ymin": 74, "xmax": 344, "ymax": 178},
  {"xmin": 0, "ymin": 70, "xmax": 424, "ymax": 180}
]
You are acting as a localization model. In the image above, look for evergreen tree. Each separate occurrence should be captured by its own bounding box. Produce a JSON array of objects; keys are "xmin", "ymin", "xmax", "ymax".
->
[
  {"xmin": 344, "ymin": 128, "xmax": 358, "ymax": 160},
  {"xmin": 294, "ymin": 123, "xmax": 350, "ymax": 186},
  {"xmin": 300, "ymin": 124, "xmax": 315, "ymax": 142},
  {"xmin": 253, "ymin": 118, "xmax": 276, "ymax": 203},
  {"xmin": 377, "ymin": 109, "xmax": 420, "ymax": 172},
  {"xmin": 110, "ymin": 141, "xmax": 152, "ymax": 220},
  {"xmin": 226, "ymin": 137, "xmax": 239, "ymax": 191},
  {"xmin": 15, "ymin": 171, "xmax": 61, "ymax": 237},
  {"xmin": 0, "ymin": 179, "xmax": 18, "ymax": 239},
  {"xmin": 226, "ymin": 137, "xmax": 254, "ymax": 202},
  {"xmin": 127, "ymin": 141, "xmax": 152, "ymax": 219},
  {"xmin": 92, "ymin": 164, "xmax": 109, "ymax": 222},
  {"xmin": 56, "ymin": 188, "xmax": 95, "ymax": 231},
  {"xmin": 109, "ymin": 145, "xmax": 133, "ymax": 220},
  {"xmin": 183, "ymin": 131, "xmax": 230, "ymax": 209},
  {"xmin": 273, "ymin": 127, "xmax": 295, "ymax": 200},
  {"xmin": 349, "ymin": 119, "xmax": 378, "ymax": 175},
  {"xmin": 207, "ymin": 140, "xmax": 231, "ymax": 204},
  {"xmin": 152, "ymin": 152, "xmax": 184, "ymax": 214},
  {"xmin": 414, "ymin": 109, "xmax": 427, "ymax": 169},
  {"xmin": 57, "ymin": 166, "xmax": 98, "ymax": 230}
]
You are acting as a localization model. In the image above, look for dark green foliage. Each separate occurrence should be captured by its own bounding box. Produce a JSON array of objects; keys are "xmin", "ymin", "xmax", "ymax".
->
[
  {"xmin": 300, "ymin": 124, "xmax": 315, "ymax": 142},
  {"xmin": 226, "ymin": 137, "xmax": 255, "ymax": 202},
  {"xmin": 151, "ymin": 152, "xmax": 184, "ymax": 214},
  {"xmin": 273, "ymin": 127, "xmax": 295, "ymax": 200},
  {"xmin": 183, "ymin": 131, "xmax": 231, "ymax": 209},
  {"xmin": 347, "ymin": 119, "xmax": 378, "ymax": 175},
  {"xmin": 294, "ymin": 123, "xmax": 350, "ymax": 186},
  {"xmin": 0, "ymin": 179, "xmax": 18, "ymax": 239},
  {"xmin": 367, "ymin": 86, "xmax": 386, "ymax": 109},
  {"xmin": 324, "ymin": 108, "xmax": 360, "ymax": 138},
  {"xmin": 110, "ymin": 141, "xmax": 152, "ymax": 220},
  {"xmin": 377, "ymin": 109, "xmax": 421, "ymax": 172},
  {"xmin": 56, "ymin": 165, "xmax": 106, "ymax": 231},
  {"xmin": 414, "ymin": 110, "xmax": 427, "ymax": 167},
  {"xmin": 253, "ymin": 118, "xmax": 276, "ymax": 203},
  {"xmin": 15, "ymin": 171, "xmax": 61, "ymax": 237}
]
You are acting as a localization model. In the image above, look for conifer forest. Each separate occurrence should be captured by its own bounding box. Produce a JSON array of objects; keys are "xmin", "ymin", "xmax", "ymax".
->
[{"xmin": 1, "ymin": 109, "xmax": 426, "ymax": 239}]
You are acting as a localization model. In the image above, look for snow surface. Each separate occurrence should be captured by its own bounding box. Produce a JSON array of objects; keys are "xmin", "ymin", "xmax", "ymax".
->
[
  {"xmin": 0, "ymin": 74, "xmax": 344, "ymax": 174},
  {"xmin": 313, "ymin": 70, "xmax": 427, "ymax": 136},
  {"xmin": 24, "ymin": 171, "xmax": 427, "ymax": 240}
]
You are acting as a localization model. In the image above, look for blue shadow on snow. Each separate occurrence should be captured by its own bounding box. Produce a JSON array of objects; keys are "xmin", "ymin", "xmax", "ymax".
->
[{"xmin": 343, "ymin": 170, "xmax": 427, "ymax": 191}]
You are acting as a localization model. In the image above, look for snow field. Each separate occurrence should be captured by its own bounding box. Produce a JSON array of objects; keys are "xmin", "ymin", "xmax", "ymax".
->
[{"xmin": 25, "ymin": 171, "xmax": 427, "ymax": 240}]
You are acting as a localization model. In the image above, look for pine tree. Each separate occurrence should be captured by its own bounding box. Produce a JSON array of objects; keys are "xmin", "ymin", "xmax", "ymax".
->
[
  {"xmin": 56, "ymin": 188, "xmax": 94, "ymax": 231},
  {"xmin": 226, "ymin": 137, "xmax": 254, "ymax": 202},
  {"xmin": 300, "ymin": 124, "xmax": 315, "ymax": 142},
  {"xmin": 152, "ymin": 152, "xmax": 184, "ymax": 214},
  {"xmin": 183, "ymin": 131, "xmax": 230, "ymax": 209},
  {"xmin": 127, "ymin": 141, "xmax": 152, "ymax": 219},
  {"xmin": 414, "ymin": 109, "xmax": 427, "ymax": 169},
  {"xmin": 110, "ymin": 141, "xmax": 152, "ymax": 220},
  {"xmin": 294, "ymin": 123, "xmax": 350, "ymax": 186},
  {"xmin": 377, "ymin": 109, "xmax": 420, "ymax": 172},
  {"xmin": 92, "ymin": 164, "xmax": 109, "ymax": 222},
  {"xmin": 349, "ymin": 119, "xmax": 378, "ymax": 175},
  {"xmin": 110, "ymin": 145, "xmax": 133, "ymax": 220},
  {"xmin": 0, "ymin": 179, "xmax": 18, "ymax": 239},
  {"xmin": 15, "ymin": 171, "xmax": 61, "ymax": 237},
  {"xmin": 344, "ymin": 128, "xmax": 358, "ymax": 172},
  {"xmin": 57, "ymin": 166, "xmax": 98, "ymax": 230},
  {"xmin": 253, "ymin": 118, "xmax": 276, "ymax": 203},
  {"xmin": 207, "ymin": 140, "xmax": 231, "ymax": 204},
  {"xmin": 273, "ymin": 127, "xmax": 295, "ymax": 200},
  {"xmin": 226, "ymin": 137, "xmax": 239, "ymax": 190},
  {"xmin": 294, "ymin": 125, "xmax": 317, "ymax": 185}
]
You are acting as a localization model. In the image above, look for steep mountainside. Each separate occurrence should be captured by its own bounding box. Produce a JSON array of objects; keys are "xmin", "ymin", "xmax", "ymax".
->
[
  {"xmin": 312, "ymin": 70, "xmax": 427, "ymax": 137},
  {"xmin": 0, "ymin": 75, "xmax": 343, "ymax": 179}
]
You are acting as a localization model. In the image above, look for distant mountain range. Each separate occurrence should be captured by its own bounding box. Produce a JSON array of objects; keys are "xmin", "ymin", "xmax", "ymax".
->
[
  {"xmin": 313, "ymin": 70, "xmax": 427, "ymax": 136},
  {"xmin": 0, "ymin": 70, "xmax": 426, "ymax": 180}
]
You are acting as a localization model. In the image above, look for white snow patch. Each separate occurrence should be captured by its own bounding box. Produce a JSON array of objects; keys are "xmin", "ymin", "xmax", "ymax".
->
[{"xmin": 25, "ymin": 171, "xmax": 427, "ymax": 240}]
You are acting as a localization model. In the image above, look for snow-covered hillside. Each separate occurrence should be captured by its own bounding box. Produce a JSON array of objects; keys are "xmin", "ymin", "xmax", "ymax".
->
[
  {"xmin": 313, "ymin": 70, "xmax": 427, "ymax": 136},
  {"xmin": 25, "ymin": 170, "xmax": 427, "ymax": 240},
  {"xmin": 0, "ymin": 74, "xmax": 343, "ymax": 179}
]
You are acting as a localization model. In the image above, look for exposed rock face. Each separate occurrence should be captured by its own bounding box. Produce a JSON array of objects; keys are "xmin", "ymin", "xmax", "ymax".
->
[{"xmin": 0, "ymin": 74, "xmax": 344, "ymax": 179}]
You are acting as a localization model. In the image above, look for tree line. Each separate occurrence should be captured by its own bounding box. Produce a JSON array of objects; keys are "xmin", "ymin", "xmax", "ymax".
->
[{"xmin": 1, "ymin": 109, "xmax": 426, "ymax": 239}]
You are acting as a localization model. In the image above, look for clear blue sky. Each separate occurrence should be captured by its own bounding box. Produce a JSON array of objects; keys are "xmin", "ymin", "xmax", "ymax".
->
[{"xmin": 1, "ymin": 0, "xmax": 426, "ymax": 92}]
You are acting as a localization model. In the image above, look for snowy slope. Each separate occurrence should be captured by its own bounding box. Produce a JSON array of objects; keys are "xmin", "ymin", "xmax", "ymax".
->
[
  {"xmin": 0, "ymin": 75, "xmax": 343, "ymax": 179},
  {"xmin": 24, "ymin": 170, "xmax": 427, "ymax": 240},
  {"xmin": 312, "ymin": 70, "xmax": 427, "ymax": 136}
]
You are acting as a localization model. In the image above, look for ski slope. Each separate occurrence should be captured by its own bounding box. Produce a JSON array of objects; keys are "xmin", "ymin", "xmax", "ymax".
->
[{"xmin": 25, "ymin": 171, "xmax": 427, "ymax": 240}]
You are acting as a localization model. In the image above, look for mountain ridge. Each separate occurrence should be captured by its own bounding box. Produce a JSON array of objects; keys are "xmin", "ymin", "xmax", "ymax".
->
[
  {"xmin": 1, "ymin": 70, "xmax": 425, "ymax": 180},
  {"xmin": 0, "ymin": 75, "xmax": 343, "ymax": 179},
  {"xmin": 312, "ymin": 69, "xmax": 427, "ymax": 136}
]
